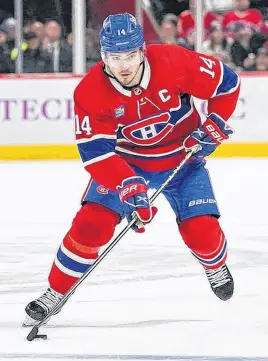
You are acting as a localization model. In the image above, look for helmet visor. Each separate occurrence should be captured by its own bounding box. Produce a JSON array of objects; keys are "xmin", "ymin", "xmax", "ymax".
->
[{"xmin": 103, "ymin": 50, "xmax": 143, "ymax": 69}]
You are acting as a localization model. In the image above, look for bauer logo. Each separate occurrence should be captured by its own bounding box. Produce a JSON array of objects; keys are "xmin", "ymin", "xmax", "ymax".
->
[
  {"xmin": 114, "ymin": 105, "xmax": 125, "ymax": 118},
  {"xmin": 97, "ymin": 185, "xmax": 109, "ymax": 195},
  {"xmin": 188, "ymin": 199, "xmax": 216, "ymax": 207}
]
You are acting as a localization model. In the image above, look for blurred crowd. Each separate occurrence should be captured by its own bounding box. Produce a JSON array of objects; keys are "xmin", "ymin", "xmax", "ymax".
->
[
  {"xmin": 0, "ymin": 16, "xmax": 101, "ymax": 73},
  {"xmin": 160, "ymin": 0, "xmax": 268, "ymax": 71},
  {"xmin": 1, "ymin": 0, "xmax": 268, "ymax": 73}
]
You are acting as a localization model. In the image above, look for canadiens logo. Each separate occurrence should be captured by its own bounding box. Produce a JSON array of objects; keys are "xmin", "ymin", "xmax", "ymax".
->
[
  {"xmin": 97, "ymin": 185, "xmax": 109, "ymax": 195},
  {"xmin": 122, "ymin": 112, "xmax": 173, "ymax": 146}
]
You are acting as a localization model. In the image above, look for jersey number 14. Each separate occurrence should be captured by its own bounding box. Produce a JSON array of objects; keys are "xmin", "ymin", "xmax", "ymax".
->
[
  {"xmin": 75, "ymin": 115, "xmax": 92, "ymax": 135},
  {"xmin": 199, "ymin": 56, "xmax": 216, "ymax": 79}
]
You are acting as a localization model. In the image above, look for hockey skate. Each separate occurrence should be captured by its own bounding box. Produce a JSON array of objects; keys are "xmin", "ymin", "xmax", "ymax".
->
[
  {"xmin": 22, "ymin": 287, "xmax": 64, "ymax": 327},
  {"xmin": 204, "ymin": 264, "xmax": 234, "ymax": 301}
]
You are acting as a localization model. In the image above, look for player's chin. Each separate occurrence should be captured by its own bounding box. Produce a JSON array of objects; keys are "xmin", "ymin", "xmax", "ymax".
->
[{"xmin": 119, "ymin": 75, "xmax": 132, "ymax": 84}]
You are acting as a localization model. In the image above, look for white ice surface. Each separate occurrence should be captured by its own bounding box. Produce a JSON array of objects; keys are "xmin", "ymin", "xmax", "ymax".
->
[{"xmin": 0, "ymin": 159, "xmax": 268, "ymax": 361}]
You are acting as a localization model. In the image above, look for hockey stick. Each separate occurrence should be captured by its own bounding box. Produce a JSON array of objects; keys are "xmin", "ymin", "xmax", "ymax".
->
[{"xmin": 26, "ymin": 149, "xmax": 195, "ymax": 341}]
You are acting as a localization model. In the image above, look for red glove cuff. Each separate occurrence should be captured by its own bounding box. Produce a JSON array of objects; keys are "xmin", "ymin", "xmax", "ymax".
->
[
  {"xmin": 119, "ymin": 183, "xmax": 147, "ymax": 202},
  {"xmin": 135, "ymin": 206, "xmax": 158, "ymax": 233}
]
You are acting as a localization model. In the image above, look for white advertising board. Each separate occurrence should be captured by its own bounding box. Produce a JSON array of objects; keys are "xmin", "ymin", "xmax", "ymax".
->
[
  {"xmin": 0, "ymin": 77, "xmax": 80, "ymax": 145},
  {"xmin": 0, "ymin": 74, "xmax": 266, "ymax": 145},
  {"xmin": 194, "ymin": 74, "xmax": 268, "ymax": 142}
]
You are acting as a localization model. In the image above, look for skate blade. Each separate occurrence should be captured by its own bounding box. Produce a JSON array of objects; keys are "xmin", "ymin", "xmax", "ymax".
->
[
  {"xmin": 22, "ymin": 314, "xmax": 50, "ymax": 328},
  {"xmin": 22, "ymin": 314, "xmax": 39, "ymax": 327}
]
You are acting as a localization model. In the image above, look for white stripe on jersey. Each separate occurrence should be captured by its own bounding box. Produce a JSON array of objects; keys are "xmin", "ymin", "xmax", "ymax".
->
[
  {"xmin": 115, "ymin": 145, "xmax": 184, "ymax": 157},
  {"xmin": 83, "ymin": 152, "xmax": 116, "ymax": 166}
]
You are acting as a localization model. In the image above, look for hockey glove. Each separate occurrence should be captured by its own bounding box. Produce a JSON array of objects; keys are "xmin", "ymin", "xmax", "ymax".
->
[
  {"xmin": 117, "ymin": 176, "xmax": 157, "ymax": 233},
  {"xmin": 183, "ymin": 113, "xmax": 234, "ymax": 157}
]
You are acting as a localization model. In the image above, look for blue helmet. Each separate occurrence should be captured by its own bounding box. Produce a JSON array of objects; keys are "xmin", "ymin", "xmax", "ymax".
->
[{"xmin": 100, "ymin": 13, "xmax": 144, "ymax": 53}]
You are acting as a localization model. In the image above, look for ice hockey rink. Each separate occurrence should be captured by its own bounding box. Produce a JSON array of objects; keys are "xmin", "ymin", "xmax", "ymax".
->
[{"xmin": 0, "ymin": 158, "xmax": 268, "ymax": 361}]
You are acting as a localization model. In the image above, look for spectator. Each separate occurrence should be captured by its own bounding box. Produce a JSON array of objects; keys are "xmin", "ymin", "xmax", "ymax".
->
[
  {"xmin": 178, "ymin": 28, "xmax": 196, "ymax": 50},
  {"xmin": 65, "ymin": 28, "xmax": 101, "ymax": 70},
  {"xmin": 1, "ymin": 17, "xmax": 16, "ymax": 50},
  {"xmin": 254, "ymin": 46, "xmax": 268, "ymax": 70},
  {"xmin": 85, "ymin": 28, "xmax": 101, "ymax": 69},
  {"xmin": 0, "ymin": 26, "xmax": 10, "ymax": 53},
  {"xmin": 29, "ymin": 21, "xmax": 46, "ymax": 43},
  {"xmin": 222, "ymin": 0, "xmax": 264, "ymax": 33},
  {"xmin": 205, "ymin": 0, "xmax": 234, "ymax": 13},
  {"xmin": 44, "ymin": 20, "xmax": 72, "ymax": 72},
  {"xmin": 0, "ymin": 26, "xmax": 12, "ymax": 73},
  {"xmin": 24, "ymin": 32, "xmax": 52, "ymax": 73},
  {"xmin": 230, "ymin": 22, "xmax": 266, "ymax": 69},
  {"xmin": 0, "ymin": 9, "xmax": 12, "ymax": 25},
  {"xmin": 178, "ymin": 0, "xmax": 219, "ymax": 38},
  {"xmin": 203, "ymin": 23, "xmax": 233, "ymax": 66},
  {"xmin": 11, "ymin": 32, "xmax": 53, "ymax": 73},
  {"xmin": 246, "ymin": 46, "xmax": 268, "ymax": 70},
  {"xmin": 160, "ymin": 13, "xmax": 180, "ymax": 44}
]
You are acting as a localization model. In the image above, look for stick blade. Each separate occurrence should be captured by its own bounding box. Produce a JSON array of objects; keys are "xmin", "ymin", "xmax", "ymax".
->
[{"xmin": 26, "ymin": 326, "xmax": 39, "ymax": 341}]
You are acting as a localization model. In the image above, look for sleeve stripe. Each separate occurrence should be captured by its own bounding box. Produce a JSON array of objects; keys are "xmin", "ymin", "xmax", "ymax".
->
[
  {"xmin": 212, "ymin": 62, "xmax": 240, "ymax": 98},
  {"xmin": 83, "ymin": 152, "xmax": 116, "ymax": 166},
  {"xmin": 76, "ymin": 134, "xmax": 117, "ymax": 144},
  {"xmin": 212, "ymin": 61, "xmax": 224, "ymax": 98},
  {"xmin": 216, "ymin": 76, "xmax": 240, "ymax": 96}
]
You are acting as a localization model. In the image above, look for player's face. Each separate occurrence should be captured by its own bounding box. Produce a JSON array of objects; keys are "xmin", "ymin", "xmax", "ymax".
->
[
  {"xmin": 235, "ymin": 0, "xmax": 250, "ymax": 11},
  {"xmin": 104, "ymin": 49, "xmax": 143, "ymax": 86}
]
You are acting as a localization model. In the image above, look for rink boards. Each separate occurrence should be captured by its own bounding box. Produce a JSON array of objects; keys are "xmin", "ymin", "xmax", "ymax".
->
[{"xmin": 0, "ymin": 72, "xmax": 267, "ymax": 160}]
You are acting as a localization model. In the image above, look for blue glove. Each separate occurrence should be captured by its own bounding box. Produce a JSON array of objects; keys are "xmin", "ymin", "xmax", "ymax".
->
[
  {"xmin": 183, "ymin": 113, "xmax": 234, "ymax": 157},
  {"xmin": 117, "ymin": 176, "xmax": 157, "ymax": 233}
]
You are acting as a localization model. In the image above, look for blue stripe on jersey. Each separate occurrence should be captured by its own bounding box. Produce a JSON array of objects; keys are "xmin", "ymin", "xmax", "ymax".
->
[
  {"xmin": 56, "ymin": 247, "xmax": 92, "ymax": 273},
  {"xmin": 216, "ymin": 63, "xmax": 239, "ymax": 96},
  {"xmin": 192, "ymin": 239, "xmax": 227, "ymax": 266},
  {"xmin": 78, "ymin": 138, "xmax": 116, "ymax": 163}
]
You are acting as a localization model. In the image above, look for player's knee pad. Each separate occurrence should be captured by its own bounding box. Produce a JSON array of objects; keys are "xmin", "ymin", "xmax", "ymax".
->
[
  {"xmin": 179, "ymin": 215, "xmax": 225, "ymax": 255},
  {"xmin": 69, "ymin": 203, "xmax": 120, "ymax": 249}
]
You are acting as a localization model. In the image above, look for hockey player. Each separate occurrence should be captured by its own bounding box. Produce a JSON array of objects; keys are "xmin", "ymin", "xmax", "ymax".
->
[{"xmin": 23, "ymin": 13, "xmax": 240, "ymax": 326}]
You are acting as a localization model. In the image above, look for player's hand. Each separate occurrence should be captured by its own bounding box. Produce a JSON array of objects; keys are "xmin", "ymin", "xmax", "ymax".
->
[
  {"xmin": 117, "ymin": 176, "xmax": 157, "ymax": 233},
  {"xmin": 183, "ymin": 113, "xmax": 234, "ymax": 157}
]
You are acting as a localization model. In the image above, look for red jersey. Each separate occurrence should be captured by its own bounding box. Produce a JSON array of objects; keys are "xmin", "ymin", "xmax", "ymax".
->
[
  {"xmin": 222, "ymin": 9, "xmax": 263, "ymax": 32},
  {"xmin": 178, "ymin": 10, "xmax": 218, "ymax": 37},
  {"xmin": 74, "ymin": 44, "xmax": 240, "ymax": 191}
]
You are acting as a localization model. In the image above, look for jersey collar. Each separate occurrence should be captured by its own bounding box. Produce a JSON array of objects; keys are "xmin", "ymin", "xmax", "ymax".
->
[{"xmin": 108, "ymin": 57, "xmax": 151, "ymax": 97}]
